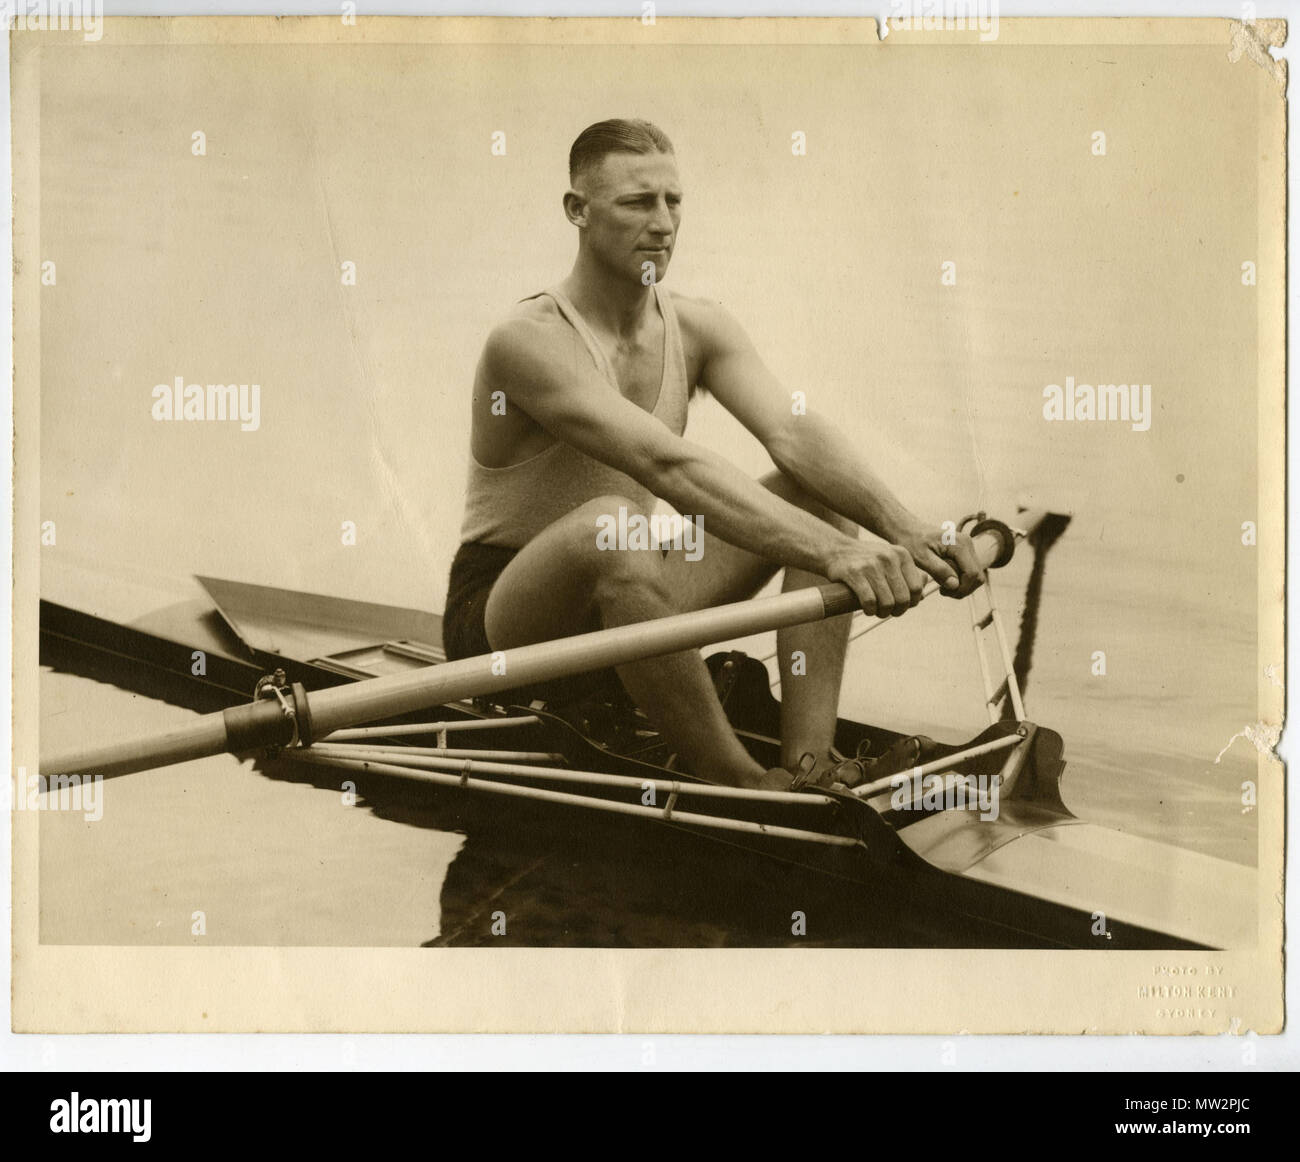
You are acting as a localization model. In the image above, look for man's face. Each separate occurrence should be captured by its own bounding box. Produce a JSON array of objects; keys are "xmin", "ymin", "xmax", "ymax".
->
[{"xmin": 575, "ymin": 150, "xmax": 682, "ymax": 284}]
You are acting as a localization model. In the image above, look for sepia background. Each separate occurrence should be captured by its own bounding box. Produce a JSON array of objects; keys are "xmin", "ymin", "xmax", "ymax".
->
[{"xmin": 29, "ymin": 21, "xmax": 1268, "ymax": 952}]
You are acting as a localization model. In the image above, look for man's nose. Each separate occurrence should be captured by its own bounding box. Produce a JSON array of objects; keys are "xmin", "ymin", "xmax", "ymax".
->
[{"xmin": 649, "ymin": 199, "xmax": 674, "ymax": 235}]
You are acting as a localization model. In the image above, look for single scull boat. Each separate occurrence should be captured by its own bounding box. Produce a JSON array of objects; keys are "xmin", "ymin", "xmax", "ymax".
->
[{"xmin": 37, "ymin": 512, "xmax": 1255, "ymax": 949}]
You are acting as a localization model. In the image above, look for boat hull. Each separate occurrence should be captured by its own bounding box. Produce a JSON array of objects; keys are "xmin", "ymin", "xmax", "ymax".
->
[{"xmin": 38, "ymin": 579, "xmax": 1254, "ymax": 950}]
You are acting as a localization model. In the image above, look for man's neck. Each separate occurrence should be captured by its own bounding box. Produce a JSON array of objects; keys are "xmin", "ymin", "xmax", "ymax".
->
[{"xmin": 561, "ymin": 254, "xmax": 657, "ymax": 338}]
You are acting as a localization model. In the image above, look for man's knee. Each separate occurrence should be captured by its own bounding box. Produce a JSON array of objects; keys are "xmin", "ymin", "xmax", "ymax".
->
[
  {"xmin": 594, "ymin": 544, "xmax": 677, "ymax": 607},
  {"xmin": 550, "ymin": 495, "xmax": 673, "ymax": 600},
  {"xmin": 583, "ymin": 508, "xmax": 678, "ymax": 611},
  {"xmin": 551, "ymin": 494, "xmax": 641, "ymax": 561}
]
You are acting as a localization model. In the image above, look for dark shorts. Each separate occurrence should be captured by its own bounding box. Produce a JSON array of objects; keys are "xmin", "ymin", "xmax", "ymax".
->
[{"xmin": 443, "ymin": 541, "xmax": 631, "ymax": 709}]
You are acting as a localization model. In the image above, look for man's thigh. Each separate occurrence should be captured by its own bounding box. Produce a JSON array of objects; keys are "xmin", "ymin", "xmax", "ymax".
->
[
  {"xmin": 482, "ymin": 502, "xmax": 610, "ymax": 651},
  {"xmin": 483, "ymin": 472, "xmax": 825, "ymax": 646},
  {"xmin": 660, "ymin": 469, "xmax": 819, "ymax": 611}
]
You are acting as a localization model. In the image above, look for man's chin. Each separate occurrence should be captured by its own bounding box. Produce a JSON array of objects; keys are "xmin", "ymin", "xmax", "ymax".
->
[{"xmin": 635, "ymin": 256, "xmax": 670, "ymax": 283}]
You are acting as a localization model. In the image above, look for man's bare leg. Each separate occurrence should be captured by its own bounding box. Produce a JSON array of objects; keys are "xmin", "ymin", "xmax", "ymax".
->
[
  {"xmin": 675, "ymin": 470, "xmax": 854, "ymax": 770},
  {"xmin": 484, "ymin": 479, "xmax": 857, "ymax": 788},
  {"xmin": 657, "ymin": 471, "xmax": 859, "ymax": 776},
  {"xmin": 593, "ymin": 574, "xmax": 780, "ymax": 788},
  {"xmin": 483, "ymin": 495, "xmax": 780, "ymax": 788},
  {"xmin": 776, "ymin": 568, "xmax": 853, "ymax": 771}
]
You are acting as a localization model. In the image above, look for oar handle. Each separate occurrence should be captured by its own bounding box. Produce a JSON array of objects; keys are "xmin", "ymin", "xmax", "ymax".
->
[{"xmin": 816, "ymin": 514, "xmax": 1025, "ymax": 620}]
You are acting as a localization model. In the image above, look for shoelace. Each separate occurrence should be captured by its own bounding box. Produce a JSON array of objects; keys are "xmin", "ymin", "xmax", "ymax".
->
[
  {"xmin": 790, "ymin": 739, "xmax": 875, "ymax": 791},
  {"xmin": 824, "ymin": 739, "xmax": 876, "ymax": 787}
]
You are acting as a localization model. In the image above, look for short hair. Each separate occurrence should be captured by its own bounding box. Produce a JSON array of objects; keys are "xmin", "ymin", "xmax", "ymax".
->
[{"xmin": 569, "ymin": 119, "xmax": 674, "ymax": 187}]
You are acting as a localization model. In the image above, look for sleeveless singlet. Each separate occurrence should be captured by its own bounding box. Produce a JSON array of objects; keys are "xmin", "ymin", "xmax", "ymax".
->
[{"xmin": 459, "ymin": 282, "xmax": 691, "ymax": 549}]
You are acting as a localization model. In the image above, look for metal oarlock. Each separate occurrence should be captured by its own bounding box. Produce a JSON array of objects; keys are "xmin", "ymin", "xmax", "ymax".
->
[{"xmin": 251, "ymin": 668, "xmax": 314, "ymax": 753}]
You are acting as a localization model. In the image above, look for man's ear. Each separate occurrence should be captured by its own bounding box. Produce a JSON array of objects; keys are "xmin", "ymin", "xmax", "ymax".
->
[{"xmin": 563, "ymin": 189, "xmax": 588, "ymax": 227}]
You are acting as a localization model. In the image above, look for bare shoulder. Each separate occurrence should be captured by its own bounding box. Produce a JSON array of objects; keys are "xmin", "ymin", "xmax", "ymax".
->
[
  {"xmin": 667, "ymin": 290, "xmax": 752, "ymax": 355},
  {"xmin": 481, "ymin": 296, "xmax": 586, "ymax": 384}
]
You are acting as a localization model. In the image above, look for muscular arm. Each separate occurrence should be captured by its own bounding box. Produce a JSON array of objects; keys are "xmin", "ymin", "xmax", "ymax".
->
[
  {"xmin": 695, "ymin": 300, "xmax": 982, "ymax": 595},
  {"xmin": 480, "ymin": 316, "xmax": 858, "ymax": 579}
]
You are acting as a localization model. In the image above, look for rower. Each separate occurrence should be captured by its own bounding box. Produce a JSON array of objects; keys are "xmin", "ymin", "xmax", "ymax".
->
[{"xmin": 444, "ymin": 118, "xmax": 982, "ymax": 791}]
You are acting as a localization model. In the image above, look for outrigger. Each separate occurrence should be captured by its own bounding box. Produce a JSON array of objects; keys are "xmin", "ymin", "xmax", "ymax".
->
[{"xmin": 38, "ymin": 511, "xmax": 1254, "ymax": 949}]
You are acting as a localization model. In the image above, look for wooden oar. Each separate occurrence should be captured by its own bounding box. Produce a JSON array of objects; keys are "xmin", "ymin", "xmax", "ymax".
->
[{"xmin": 41, "ymin": 514, "xmax": 1041, "ymax": 780}]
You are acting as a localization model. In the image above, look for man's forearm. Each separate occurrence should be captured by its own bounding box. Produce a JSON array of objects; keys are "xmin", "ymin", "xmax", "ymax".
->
[
  {"xmin": 765, "ymin": 412, "xmax": 926, "ymax": 542},
  {"xmin": 648, "ymin": 443, "xmax": 856, "ymax": 574}
]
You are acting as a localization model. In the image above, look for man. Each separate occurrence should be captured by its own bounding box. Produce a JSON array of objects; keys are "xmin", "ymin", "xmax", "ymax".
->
[{"xmin": 445, "ymin": 118, "xmax": 981, "ymax": 791}]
